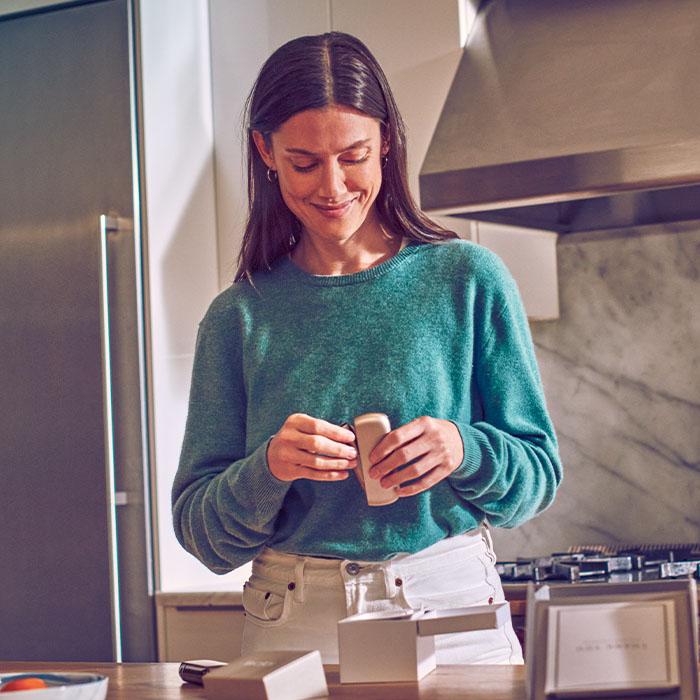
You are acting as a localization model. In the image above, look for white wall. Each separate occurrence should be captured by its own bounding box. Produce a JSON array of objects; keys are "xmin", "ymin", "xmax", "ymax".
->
[{"xmin": 138, "ymin": 0, "xmax": 220, "ymax": 591}]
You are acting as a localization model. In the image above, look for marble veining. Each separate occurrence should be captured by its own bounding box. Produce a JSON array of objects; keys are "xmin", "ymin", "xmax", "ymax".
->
[{"xmin": 491, "ymin": 222, "xmax": 700, "ymax": 560}]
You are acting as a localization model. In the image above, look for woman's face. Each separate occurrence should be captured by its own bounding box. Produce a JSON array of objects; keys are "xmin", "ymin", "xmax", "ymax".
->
[{"xmin": 253, "ymin": 105, "xmax": 388, "ymax": 247}]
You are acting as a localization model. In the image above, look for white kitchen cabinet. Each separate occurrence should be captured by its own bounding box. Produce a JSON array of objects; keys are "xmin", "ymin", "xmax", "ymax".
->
[
  {"xmin": 431, "ymin": 217, "xmax": 560, "ymax": 320},
  {"xmin": 156, "ymin": 592, "xmax": 245, "ymax": 663},
  {"xmin": 474, "ymin": 221, "xmax": 560, "ymax": 320}
]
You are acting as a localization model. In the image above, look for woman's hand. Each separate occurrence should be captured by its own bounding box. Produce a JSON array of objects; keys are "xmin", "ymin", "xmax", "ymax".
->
[
  {"xmin": 368, "ymin": 416, "xmax": 465, "ymax": 497},
  {"xmin": 267, "ymin": 413, "xmax": 358, "ymax": 482}
]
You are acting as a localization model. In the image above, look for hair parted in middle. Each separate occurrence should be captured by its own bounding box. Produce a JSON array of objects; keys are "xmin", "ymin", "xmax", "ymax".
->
[{"xmin": 235, "ymin": 31, "xmax": 456, "ymax": 283}]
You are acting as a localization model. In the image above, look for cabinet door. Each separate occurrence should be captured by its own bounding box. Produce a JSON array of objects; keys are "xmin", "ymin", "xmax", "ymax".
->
[{"xmin": 158, "ymin": 606, "xmax": 245, "ymax": 663}]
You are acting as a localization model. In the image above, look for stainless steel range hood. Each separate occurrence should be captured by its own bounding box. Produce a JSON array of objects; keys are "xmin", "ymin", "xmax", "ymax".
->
[{"xmin": 420, "ymin": 0, "xmax": 700, "ymax": 234}]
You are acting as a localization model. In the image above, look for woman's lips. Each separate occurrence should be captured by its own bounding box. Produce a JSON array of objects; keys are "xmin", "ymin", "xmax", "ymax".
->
[{"xmin": 312, "ymin": 199, "xmax": 355, "ymax": 218}]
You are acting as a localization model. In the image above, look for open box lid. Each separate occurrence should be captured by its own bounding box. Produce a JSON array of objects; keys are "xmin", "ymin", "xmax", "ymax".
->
[
  {"xmin": 417, "ymin": 603, "xmax": 510, "ymax": 637},
  {"xmin": 339, "ymin": 602, "xmax": 510, "ymax": 636}
]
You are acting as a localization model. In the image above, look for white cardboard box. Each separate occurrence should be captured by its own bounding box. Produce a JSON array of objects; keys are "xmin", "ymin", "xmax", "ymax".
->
[
  {"xmin": 338, "ymin": 603, "xmax": 511, "ymax": 683},
  {"xmin": 203, "ymin": 650, "xmax": 328, "ymax": 700}
]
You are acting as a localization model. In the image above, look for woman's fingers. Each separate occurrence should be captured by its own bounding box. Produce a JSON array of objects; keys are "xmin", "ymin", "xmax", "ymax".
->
[
  {"xmin": 267, "ymin": 413, "xmax": 358, "ymax": 482},
  {"xmin": 292, "ymin": 431, "xmax": 358, "ymax": 461},
  {"xmin": 268, "ymin": 413, "xmax": 464, "ymax": 489},
  {"xmin": 393, "ymin": 464, "xmax": 453, "ymax": 496},
  {"xmin": 276, "ymin": 414, "xmax": 357, "ymax": 463},
  {"xmin": 286, "ymin": 413, "xmax": 357, "ymax": 446},
  {"xmin": 367, "ymin": 416, "xmax": 464, "ymax": 495},
  {"xmin": 283, "ymin": 464, "xmax": 353, "ymax": 481}
]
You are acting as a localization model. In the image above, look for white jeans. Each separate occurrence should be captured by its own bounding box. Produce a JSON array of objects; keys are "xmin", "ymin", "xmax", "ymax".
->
[{"xmin": 240, "ymin": 526, "xmax": 523, "ymax": 664}]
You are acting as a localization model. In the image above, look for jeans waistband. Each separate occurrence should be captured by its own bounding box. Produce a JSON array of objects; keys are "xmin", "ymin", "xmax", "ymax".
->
[{"xmin": 252, "ymin": 526, "xmax": 490, "ymax": 588}]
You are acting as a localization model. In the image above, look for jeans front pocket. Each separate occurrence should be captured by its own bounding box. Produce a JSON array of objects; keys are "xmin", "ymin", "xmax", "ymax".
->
[{"xmin": 242, "ymin": 580, "xmax": 292, "ymax": 628}]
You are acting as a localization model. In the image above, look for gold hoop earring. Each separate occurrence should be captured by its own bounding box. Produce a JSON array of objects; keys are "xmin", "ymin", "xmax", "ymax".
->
[{"xmin": 266, "ymin": 167, "xmax": 278, "ymax": 183}]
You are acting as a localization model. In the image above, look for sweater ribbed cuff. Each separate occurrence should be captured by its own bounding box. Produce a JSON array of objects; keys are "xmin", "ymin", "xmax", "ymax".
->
[
  {"xmin": 450, "ymin": 421, "xmax": 483, "ymax": 478},
  {"xmin": 231, "ymin": 437, "xmax": 292, "ymax": 520}
]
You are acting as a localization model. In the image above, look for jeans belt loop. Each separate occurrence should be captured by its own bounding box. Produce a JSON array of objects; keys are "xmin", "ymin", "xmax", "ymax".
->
[
  {"xmin": 383, "ymin": 561, "xmax": 397, "ymax": 598},
  {"xmin": 293, "ymin": 558, "xmax": 305, "ymax": 603}
]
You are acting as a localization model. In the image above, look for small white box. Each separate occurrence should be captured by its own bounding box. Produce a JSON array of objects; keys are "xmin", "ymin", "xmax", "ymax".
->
[
  {"xmin": 338, "ymin": 603, "xmax": 511, "ymax": 683},
  {"xmin": 203, "ymin": 650, "xmax": 328, "ymax": 700}
]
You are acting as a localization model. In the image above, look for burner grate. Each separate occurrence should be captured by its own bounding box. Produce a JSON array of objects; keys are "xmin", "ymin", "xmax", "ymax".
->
[
  {"xmin": 498, "ymin": 543, "xmax": 700, "ymax": 584},
  {"xmin": 568, "ymin": 543, "xmax": 700, "ymax": 558}
]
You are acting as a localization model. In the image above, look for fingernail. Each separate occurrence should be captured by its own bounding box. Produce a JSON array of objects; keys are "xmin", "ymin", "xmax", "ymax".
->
[{"xmin": 369, "ymin": 468, "xmax": 379, "ymax": 479}]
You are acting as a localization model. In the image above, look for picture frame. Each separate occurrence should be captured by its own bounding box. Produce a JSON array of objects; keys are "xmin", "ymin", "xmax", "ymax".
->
[{"xmin": 525, "ymin": 579, "xmax": 698, "ymax": 699}]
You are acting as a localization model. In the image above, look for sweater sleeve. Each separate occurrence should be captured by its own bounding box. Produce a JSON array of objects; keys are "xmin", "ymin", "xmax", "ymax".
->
[
  {"xmin": 447, "ymin": 262, "xmax": 562, "ymax": 529},
  {"xmin": 171, "ymin": 302, "xmax": 292, "ymax": 574}
]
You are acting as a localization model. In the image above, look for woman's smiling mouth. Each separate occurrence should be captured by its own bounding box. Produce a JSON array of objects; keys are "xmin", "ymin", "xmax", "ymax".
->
[{"xmin": 312, "ymin": 199, "xmax": 356, "ymax": 218}]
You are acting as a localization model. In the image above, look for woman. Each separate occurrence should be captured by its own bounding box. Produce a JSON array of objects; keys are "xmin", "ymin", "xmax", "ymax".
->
[{"xmin": 172, "ymin": 31, "xmax": 562, "ymax": 665}]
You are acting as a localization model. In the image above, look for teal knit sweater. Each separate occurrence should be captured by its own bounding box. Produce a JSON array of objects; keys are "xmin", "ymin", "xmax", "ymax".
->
[{"xmin": 172, "ymin": 240, "xmax": 562, "ymax": 574}]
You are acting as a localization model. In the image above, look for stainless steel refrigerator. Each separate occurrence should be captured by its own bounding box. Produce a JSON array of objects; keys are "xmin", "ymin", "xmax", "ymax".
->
[{"xmin": 0, "ymin": 0, "xmax": 156, "ymax": 661}]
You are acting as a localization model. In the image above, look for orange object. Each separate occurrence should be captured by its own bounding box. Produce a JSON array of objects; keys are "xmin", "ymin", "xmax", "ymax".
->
[{"xmin": 0, "ymin": 677, "xmax": 48, "ymax": 692}]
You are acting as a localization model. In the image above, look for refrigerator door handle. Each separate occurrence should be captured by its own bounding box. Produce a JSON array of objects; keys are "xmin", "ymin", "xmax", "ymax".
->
[{"xmin": 99, "ymin": 214, "xmax": 134, "ymax": 662}]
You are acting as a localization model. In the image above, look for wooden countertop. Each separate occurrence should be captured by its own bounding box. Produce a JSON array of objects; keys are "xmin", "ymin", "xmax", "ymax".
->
[{"xmin": 0, "ymin": 661, "xmax": 527, "ymax": 699}]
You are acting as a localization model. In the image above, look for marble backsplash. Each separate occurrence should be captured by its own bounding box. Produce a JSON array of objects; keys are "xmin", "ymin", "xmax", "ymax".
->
[{"xmin": 490, "ymin": 221, "xmax": 700, "ymax": 560}]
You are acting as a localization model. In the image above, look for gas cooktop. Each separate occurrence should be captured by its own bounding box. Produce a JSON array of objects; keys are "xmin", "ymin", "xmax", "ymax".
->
[{"xmin": 497, "ymin": 543, "xmax": 700, "ymax": 584}]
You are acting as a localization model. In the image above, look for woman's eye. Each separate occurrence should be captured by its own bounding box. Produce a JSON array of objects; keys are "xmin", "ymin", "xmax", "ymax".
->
[
  {"xmin": 342, "ymin": 155, "xmax": 369, "ymax": 166},
  {"xmin": 290, "ymin": 154, "xmax": 369, "ymax": 172}
]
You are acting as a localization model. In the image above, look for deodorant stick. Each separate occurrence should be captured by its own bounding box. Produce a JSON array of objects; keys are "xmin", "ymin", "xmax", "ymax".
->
[{"xmin": 352, "ymin": 413, "xmax": 399, "ymax": 506}]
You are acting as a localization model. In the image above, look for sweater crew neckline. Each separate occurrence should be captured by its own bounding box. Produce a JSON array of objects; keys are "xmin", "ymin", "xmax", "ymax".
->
[{"xmin": 278, "ymin": 243, "xmax": 422, "ymax": 287}]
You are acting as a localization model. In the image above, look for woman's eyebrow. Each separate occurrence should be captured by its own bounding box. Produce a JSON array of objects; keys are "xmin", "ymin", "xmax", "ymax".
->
[{"xmin": 285, "ymin": 139, "xmax": 372, "ymax": 156}]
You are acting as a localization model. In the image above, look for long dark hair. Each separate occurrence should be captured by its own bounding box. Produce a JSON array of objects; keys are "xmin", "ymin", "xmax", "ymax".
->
[{"xmin": 235, "ymin": 32, "xmax": 456, "ymax": 283}]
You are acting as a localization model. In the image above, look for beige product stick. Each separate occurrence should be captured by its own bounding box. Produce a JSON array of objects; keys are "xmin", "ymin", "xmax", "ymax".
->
[{"xmin": 353, "ymin": 413, "xmax": 399, "ymax": 506}]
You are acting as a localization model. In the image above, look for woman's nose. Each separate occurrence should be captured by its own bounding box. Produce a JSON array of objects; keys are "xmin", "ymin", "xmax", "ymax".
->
[{"xmin": 317, "ymin": 161, "xmax": 346, "ymax": 199}]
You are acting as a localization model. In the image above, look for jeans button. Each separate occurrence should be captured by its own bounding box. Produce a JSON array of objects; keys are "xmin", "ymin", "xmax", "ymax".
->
[{"xmin": 345, "ymin": 562, "xmax": 361, "ymax": 576}]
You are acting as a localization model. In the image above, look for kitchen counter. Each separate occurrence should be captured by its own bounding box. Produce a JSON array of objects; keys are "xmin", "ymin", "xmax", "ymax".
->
[{"xmin": 0, "ymin": 661, "xmax": 527, "ymax": 699}]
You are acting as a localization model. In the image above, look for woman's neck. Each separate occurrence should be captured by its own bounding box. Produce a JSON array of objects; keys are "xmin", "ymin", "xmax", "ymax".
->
[{"xmin": 290, "ymin": 226, "xmax": 403, "ymax": 276}]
